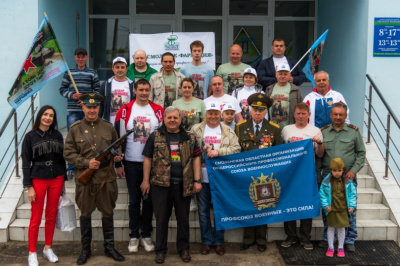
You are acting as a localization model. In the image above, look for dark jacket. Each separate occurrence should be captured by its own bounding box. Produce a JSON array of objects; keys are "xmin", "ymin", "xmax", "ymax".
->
[
  {"xmin": 256, "ymin": 56, "xmax": 306, "ymax": 89},
  {"xmin": 99, "ymin": 77, "xmax": 135, "ymax": 121},
  {"xmin": 22, "ymin": 128, "xmax": 66, "ymax": 187}
]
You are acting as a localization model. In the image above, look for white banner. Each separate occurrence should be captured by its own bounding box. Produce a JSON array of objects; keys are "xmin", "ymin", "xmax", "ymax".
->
[{"xmin": 129, "ymin": 32, "xmax": 216, "ymax": 71}]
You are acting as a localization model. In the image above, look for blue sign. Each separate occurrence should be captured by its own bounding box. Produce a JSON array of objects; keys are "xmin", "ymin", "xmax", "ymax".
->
[
  {"xmin": 373, "ymin": 17, "xmax": 400, "ymax": 57},
  {"xmin": 206, "ymin": 139, "xmax": 320, "ymax": 231}
]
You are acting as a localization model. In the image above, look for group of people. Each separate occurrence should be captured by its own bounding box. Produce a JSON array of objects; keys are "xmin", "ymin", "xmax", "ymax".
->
[{"xmin": 22, "ymin": 38, "xmax": 365, "ymax": 266}]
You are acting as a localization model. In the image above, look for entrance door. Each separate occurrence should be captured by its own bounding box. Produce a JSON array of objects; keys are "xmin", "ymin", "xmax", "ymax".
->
[{"xmin": 228, "ymin": 20, "xmax": 269, "ymax": 68}]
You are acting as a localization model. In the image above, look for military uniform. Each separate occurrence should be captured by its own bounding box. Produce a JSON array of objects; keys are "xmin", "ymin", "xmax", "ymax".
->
[
  {"xmin": 63, "ymin": 93, "xmax": 124, "ymax": 264},
  {"xmin": 235, "ymin": 93, "xmax": 283, "ymax": 251},
  {"xmin": 317, "ymin": 123, "xmax": 365, "ymax": 247}
]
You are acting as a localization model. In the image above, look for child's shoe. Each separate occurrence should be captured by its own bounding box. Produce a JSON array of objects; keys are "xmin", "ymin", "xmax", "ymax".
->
[
  {"xmin": 326, "ymin": 248, "xmax": 334, "ymax": 257},
  {"xmin": 337, "ymin": 248, "xmax": 345, "ymax": 257}
]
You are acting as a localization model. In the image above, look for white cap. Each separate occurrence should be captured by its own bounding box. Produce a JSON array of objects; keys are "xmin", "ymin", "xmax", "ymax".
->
[
  {"xmin": 276, "ymin": 63, "xmax": 290, "ymax": 72},
  {"xmin": 222, "ymin": 103, "xmax": 235, "ymax": 112},
  {"xmin": 112, "ymin": 57, "xmax": 127, "ymax": 67},
  {"xmin": 205, "ymin": 101, "xmax": 221, "ymax": 111},
  {"xmin": 243, "ymin": 67, "xmax": 257, "ymax": 77}
]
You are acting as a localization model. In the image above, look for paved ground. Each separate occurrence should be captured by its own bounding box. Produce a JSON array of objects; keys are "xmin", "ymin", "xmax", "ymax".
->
[{"xmin": 0, "ymin": 241, "xmax": 286, "ymax": 265}]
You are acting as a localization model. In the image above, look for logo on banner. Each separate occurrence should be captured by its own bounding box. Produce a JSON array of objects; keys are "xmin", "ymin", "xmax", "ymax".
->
[
  {"xmin": 165, "ymin": 34, "xmax": 180, "ymax": 50},
  {"xmin": 249, "ymin": 173, "xmax": 280, "ymax": 210}
]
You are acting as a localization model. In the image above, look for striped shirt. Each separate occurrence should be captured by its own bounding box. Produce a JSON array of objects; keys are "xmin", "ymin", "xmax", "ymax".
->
[{"xmin": 59, "ymin": 65, "xmax": 100, "ymax": 111}]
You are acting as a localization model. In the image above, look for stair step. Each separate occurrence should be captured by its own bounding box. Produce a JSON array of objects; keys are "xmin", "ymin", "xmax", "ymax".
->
[
  {"xmin": 357, "ymin": 187, "xmax": 383, "ymax": 204},
  {"xmin": 357, "ymin": 174, "xmax": 376, "ymax": 188}
]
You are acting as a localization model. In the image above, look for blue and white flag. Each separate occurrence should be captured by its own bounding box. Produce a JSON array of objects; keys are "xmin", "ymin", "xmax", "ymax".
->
[
  {"xmin": 302, "ymin": 29, "xmax": 329, "ymax": 88},
  {"xmin": 206, "ymin": 139, "xmax": 320, "ymax": 231}
]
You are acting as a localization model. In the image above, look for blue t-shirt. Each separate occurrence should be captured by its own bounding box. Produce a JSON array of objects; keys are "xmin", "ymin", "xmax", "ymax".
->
[{"xmin": 179, "ymin": 63, "xmax": 214, "ymax": 99}]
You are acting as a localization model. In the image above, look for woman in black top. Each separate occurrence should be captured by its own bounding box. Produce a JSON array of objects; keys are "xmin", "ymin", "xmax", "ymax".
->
[{"xmin": 22, "ymin": 105, "xmax": 66, "ymax": 266}]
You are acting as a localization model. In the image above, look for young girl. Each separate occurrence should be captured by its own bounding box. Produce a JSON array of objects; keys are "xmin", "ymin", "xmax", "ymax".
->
[
  {"xmin": 22, "ymin": 105, "xmax": 66, "ymax": 266},
  {"xmin": 319, "ymin": 158, "xmax": 356, "ymax": 258}
]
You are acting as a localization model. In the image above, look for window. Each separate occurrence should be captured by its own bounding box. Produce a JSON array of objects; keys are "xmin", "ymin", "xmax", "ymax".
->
[
  {"xmin": 229, "ymin": 0, "xmax": 268, "ymax": 15},
  {"xmin": 136, "ymin": 0, "xmax": 175, "ymax": 14},
  {"xmin": 88, "ymin": 0, "xmax": 129, "ymax": 15}
]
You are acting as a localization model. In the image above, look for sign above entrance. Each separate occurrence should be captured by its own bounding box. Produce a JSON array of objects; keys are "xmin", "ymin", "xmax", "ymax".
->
[
  {"xmin": 129, "ymin": 32, "xmax": 216, "ymax": 71},
  {"xmin": 373, "ymin": 17, "xmax": 400, "ymax": 57}
]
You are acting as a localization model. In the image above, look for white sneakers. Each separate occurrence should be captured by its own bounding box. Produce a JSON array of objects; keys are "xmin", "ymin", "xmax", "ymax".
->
[
  {"xmin": 128, "ymin": 238, "xmax": 139, "ymax": 252},
  {"xmin": 43, "ymin": 248, "xmax": 59, "ymax": 263},
  {"xmin": 128, "ymin": 237, "xmax": 155, "ymax": 252},
  {"xmin": 28, "ymin": 252, "xmax": 39, "ymax": 266},
  {"xmin": 140, "ymin": 237, "xmax": 155, "ymax": 252}
]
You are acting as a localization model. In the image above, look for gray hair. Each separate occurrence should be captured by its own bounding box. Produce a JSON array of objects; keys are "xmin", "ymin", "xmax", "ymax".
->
[
  {"xmin": 164, "ymin": 106, "xmax": 183, "ymax": 118},
  {"xmin": 313, "ymin": 71, "xmax": 330, "ymax": 80},
  {"xmin": 331, "ymin": 102, "xmax": 348, "ymax": 113}
]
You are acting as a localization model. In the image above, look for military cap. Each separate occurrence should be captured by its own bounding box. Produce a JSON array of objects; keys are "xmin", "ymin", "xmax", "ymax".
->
[
  {"xmin": 79, "ymin": 93, "xmax": 103, "ymax": 107},
  {"xmin": 247, "ymin": 93, "xmax": 273, "ymax": 110},
  {"xmin": 330, "ymin": 158, "xmax": 345, "ymax": 170}
]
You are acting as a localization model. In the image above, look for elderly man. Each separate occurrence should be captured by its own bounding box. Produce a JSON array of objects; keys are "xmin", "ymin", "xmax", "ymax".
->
[
  {"xmin": 303, "ymin": 71, "xmax": 349, "ymax": 128},
  {"xmin": 256, "ymin": 38, "xmax": 305, "ymax": 89},
  {"xmin": 204, "ymin": 76, "xmax": 243, "ymax": 123},
  {"xmin": 140, "ymin": 106, "xmax": 202, "ymax": 264},
  {"xmin": 280, "ymin": 102, "xmax": 324, "ymax": 250},
  {"xmin": 191, "ymin": 101, "xmax": 241, "ymax": 256},
  {"xmin": 236, "ymin": 93, "xmax": 283, "ymax": 252},
  {"xmin": 265, "ymin": 64, "xmax": 303, "ymax": 127},
  {"xmin": 64, "ymin": 94, "xmax": 125, "ymax": 265},
  {"xmin": 216, "ymin": 44, "xmax": 250, "ymax": 95},
  {"xmin": 126, "ymin": 50, "xmax": 157, "ymax": 81},
  {"xmin": 114, "ymin": 79, "xmax": 164, "ymax": 253},
  {"xmin": 99, "ymin": 57, "xmax": 135, "ymax": 125},
  {"xmin": 317, "ymin": 102, "xmax": 366, "ymax": 252},
  {"xmin": 180, "ymin": 40, "xmax": 214, "ymax": 99},
  {"xmin": 149, "ymin": 52, "xmax": 186, "ymax": 109}
]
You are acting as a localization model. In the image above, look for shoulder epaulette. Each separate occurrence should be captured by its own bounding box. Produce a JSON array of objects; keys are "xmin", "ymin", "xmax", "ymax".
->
[
  {"xmin": 102, "ymin": 118, "xmax": 113, "ymax": 125},
  {"xmin": 348, "ymin": 124, "xmax": 359, "ymax": 131},
  {"xmin": 236, "ymin": 120, "xmax": 247, "ymax": 127},
  {"xmin": 70, "ymin": 120, "xmax": 81, "ymax": 128},
  {"xmin": 269, "ymin": 121, "xmax": 280, "ymax": 128},
  {"xmin": 320, "ymin": 125, "xmax": 330, "ymax": 131}
]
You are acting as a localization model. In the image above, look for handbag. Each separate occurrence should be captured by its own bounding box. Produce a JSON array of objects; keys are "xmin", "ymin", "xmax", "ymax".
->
[{"xmin": 56, "ymin": 194, "xmax": 77, "ymax": 232}]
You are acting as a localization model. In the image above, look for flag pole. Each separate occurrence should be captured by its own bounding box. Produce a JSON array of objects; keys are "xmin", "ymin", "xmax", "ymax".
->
[
  {"xmin": 290, "ymin": 48, "xmax": 310, "ymax": 73},
  {"xmin": 44, "ymin": 12, "xmax": 79, "ymax": 94}
]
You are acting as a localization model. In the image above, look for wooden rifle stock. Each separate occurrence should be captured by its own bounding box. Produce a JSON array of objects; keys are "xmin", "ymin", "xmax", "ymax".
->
[{"xmin": 77, "ymin": 129, "xmax": 134, "ymax": 185}]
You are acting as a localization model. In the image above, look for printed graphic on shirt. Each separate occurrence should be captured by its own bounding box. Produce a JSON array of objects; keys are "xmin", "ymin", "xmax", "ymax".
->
[
  {"xmin": 170, "ymin": 141, "xmax": 181, "ymax": 162},
  {"xmin": 180, "ymin": 109, "xmax": 197, "ymax": 131},
  {"xmin": 240, "ymin": 99, "xmax": 251, "ymax": 120},
  {"xmin": 271, "ymin": 94, "xmax": 289, "ymax": 124},
  {"xmin": 133, "ymin": 116, "xmax": 151, "ymax": 144},
  {"xmin": 227, "ymin": 72, "xmax": 242, "ymax": 95},
  {"xmin": 201, "ymin": 135, "xmax": 222, "ymax": 167},
  {"xmin": 191, "ymin": 74, "xmax": 205, "ymax": 100},
  {"xmin": 111, "ymin": 89, "xmax": 129, "ymax": 116}
]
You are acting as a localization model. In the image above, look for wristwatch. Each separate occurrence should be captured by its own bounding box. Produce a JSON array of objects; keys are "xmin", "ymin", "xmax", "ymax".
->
[{"xmin": 194, "ymin": 179, "xmax": 201, "ymax": 183}]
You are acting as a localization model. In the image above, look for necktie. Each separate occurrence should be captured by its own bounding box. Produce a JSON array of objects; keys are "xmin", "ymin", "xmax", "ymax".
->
[{"xmin": 255, "ymin": 124, "xmax": 260, "ymax": 136}]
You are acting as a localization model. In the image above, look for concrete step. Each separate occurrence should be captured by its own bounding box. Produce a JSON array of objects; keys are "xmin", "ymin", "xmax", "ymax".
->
[
  {"xmin": 357, "ymin": 174, "xmax": 376, "ymax": 188},
  {"xmin": 9, "ymin": 218, "xmax": 397, "ymax": 242}
]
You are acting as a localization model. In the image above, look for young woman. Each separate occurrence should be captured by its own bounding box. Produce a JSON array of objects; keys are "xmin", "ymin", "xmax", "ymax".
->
[
  {"xmin": 22, "ymin": 105, "xmax": 66, "ymax": 266},
  {"xmin": 172, "ymin": 78, "xmax": 206, "ymax": 131}
]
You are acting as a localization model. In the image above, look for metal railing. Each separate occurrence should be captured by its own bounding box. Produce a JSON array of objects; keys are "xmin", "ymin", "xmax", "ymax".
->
[
  {"xmin": 0, "ymin": 96, "xmax": 37, "ymax": 198},
  {"xmin": 365, "ymin": 74, "xmax": 400, "ymax": 180}
]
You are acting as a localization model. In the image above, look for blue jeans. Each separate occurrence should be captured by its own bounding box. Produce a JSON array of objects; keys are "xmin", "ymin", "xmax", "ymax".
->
[
  {"xmin": 124, "ymin": 161, "xmax": 153, "ymax": 238},
  {"xmin": 67, "ymin": 111, "xmax": 85, "ymax": 171},
  {"xmin": 196, "ymin": 183, "xmax": 224, "ymax": 245},
  {"xmin": 322, "ymin": 175, "xmax": 358, "ymax": 245}
]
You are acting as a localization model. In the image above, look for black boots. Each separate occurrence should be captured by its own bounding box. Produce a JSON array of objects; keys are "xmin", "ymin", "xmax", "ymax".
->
[
  {"xmin": 102, "ymin": 217, "xmax": 125, "ymax": 261},
  {"xmin": 77, "ymin": 217, "xmax": 92, "ymax": 265}
]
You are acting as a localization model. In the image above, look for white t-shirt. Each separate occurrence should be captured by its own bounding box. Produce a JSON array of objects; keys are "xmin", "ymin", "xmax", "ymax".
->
[
  {"xmin": 272, "ymin": 56, "xmax": 289, "ymax": 71},
  {"xmin": 125, "ymin": 103, "xmax": 162, "ymax": 162},
  {"xmin": 204, "ymin": 94, "xmax": 241, "ymax": 114},
  {"xmin": 201, "ymin": 125, "xmax": 222, "ymax": 183},
  {"xmin": 233, "ymin": 86, "xmax": 267, "ymax": 120},
  {"xmin": 110, "ymin": 79, "xmax": 130, "ymax": 125},
  {"xmin": 281, "ymin": 124, "xmax": 323, "ymax": 150}
]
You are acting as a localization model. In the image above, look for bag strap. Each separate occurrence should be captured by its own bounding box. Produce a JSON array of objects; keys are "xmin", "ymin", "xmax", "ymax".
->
[
  {"xmin": 78, "ymin": 125, "xmax": 97, "ymax": 151},
  {"xmin": 90, "ymin": 159, "xmax": 113, "ymax": 195}
]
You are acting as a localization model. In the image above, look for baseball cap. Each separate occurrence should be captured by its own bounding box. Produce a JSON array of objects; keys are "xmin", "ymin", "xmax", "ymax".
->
[
  {"xmin": 205, "ymin": 101, "xmax": 221, "ymax": 111},
  {"xmin": 112, "ymin": 57, "xmax": 128, "ymax": 67},
  {"xmin": 276, "ymin": 63, "xmax": 290, "ymax": 72},
  {"xmin": 74, "ymin": 48, "xmax": 87, "ymax": 55},
  {"xmin": 222, "ymin": 103, "xmax": 235, "ymax": 112},
  {"xmin": 243, "ymin": 67, "xmax": 257, "ymax": 77}
]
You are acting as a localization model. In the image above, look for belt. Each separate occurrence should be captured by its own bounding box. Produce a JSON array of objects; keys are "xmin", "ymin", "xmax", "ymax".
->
[
  {"xmin": 172, "ymin": 181, "xmax": 182, "ymax": 184},
  {"xmin": 33, "ymin": 159, "xmax": 63, "ymax": 166}
]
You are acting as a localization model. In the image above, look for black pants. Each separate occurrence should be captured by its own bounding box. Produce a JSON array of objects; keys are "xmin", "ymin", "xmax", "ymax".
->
[
  {"xmin": 151, "ymin": 182, "xmax": 191, "ymax": 254},
  {"xmin": 284, "ymin": 218, "xmax": 312, "ymax": 242}
]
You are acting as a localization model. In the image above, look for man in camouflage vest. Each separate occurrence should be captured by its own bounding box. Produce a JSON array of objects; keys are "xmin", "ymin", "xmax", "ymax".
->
[{"xmin": 141, "ymin": 106, "xmax": 202, "ymax": 264}]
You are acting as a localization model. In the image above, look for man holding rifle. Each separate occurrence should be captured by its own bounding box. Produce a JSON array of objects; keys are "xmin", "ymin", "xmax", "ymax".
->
[{"xmin": 64, "ymin": 93, "xmax": 125, "ymax": 265}]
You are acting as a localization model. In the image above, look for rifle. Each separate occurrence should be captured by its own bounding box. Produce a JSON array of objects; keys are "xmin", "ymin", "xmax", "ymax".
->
[{"xmin": 78, "ymin": 129, "xmax": 134, "ymax": 185}]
